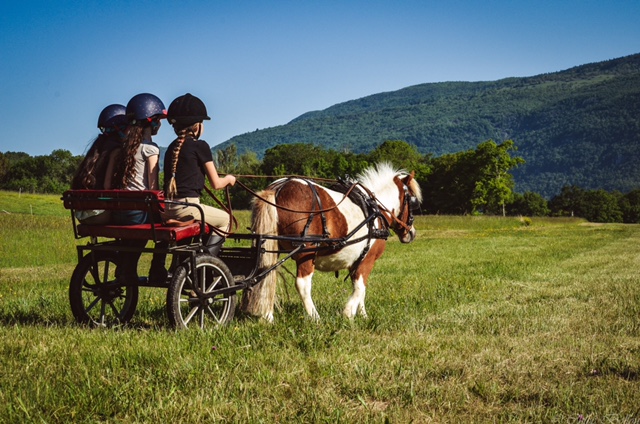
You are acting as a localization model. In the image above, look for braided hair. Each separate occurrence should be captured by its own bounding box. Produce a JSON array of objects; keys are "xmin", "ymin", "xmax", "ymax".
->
[{"xmin": 166, "ymin": 123, "xmax": 200, "ymax": 199}]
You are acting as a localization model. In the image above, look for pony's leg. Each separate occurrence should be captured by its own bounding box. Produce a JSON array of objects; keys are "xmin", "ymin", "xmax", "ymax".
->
[
  {"xmin": 295, "ymin": 260, "xmax": 320, "ymax": 320},
  {"xmin": 343, "ymin": 274, "xmax": 367, "ymax": 319},
  {"xmin": 343, "ymin": 240, "xmax": 386, "ymax": 319},
  {"xmin": 357, "ymin": 291, "xmax": 368, "ymax": 318}
]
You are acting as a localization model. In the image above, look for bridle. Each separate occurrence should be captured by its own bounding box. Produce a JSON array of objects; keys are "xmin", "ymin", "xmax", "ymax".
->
[{"xmin": 371, "ymin": 178, "xmax": 420, "ymax": 238}]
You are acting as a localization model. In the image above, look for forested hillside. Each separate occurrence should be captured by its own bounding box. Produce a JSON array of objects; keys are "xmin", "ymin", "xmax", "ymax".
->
[{"xmin": 217, "ymin": 53, "xmax": 640, "ymax": 197}]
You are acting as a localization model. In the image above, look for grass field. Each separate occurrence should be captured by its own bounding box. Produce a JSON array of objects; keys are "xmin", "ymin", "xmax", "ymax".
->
[{"xmin": 0, "ymin": 190, "xmax": 639, "ymax": 422}]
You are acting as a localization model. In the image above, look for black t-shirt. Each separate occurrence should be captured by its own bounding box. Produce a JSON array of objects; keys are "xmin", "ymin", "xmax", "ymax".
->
[{"xmin": 163, "ymin": 137, "xmax": 213, "ymax": 198}]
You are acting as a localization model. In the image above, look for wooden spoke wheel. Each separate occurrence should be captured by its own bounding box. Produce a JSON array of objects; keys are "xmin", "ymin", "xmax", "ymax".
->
[
  {"xmin": 167, "ymin": 254, "xmax": 237, "ymax": 329},
  {"xmin": 69, "ymin": 252, "xmax": 138, "ymax": 327}
]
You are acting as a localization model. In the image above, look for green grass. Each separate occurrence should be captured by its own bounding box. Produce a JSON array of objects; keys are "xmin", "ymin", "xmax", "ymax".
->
[
  {"xmin": 0, "ymin": 190, "xmax": 69, "ymax": 217},
  {"xmin": 1, "ymin": 201, "xmax": 639, "ymax": 422}
]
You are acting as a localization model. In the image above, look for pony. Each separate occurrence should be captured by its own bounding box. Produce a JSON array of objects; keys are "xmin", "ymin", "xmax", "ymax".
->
[{"xmin": 240, "ymin": 162, "xmax": 422, "ymax": 321}]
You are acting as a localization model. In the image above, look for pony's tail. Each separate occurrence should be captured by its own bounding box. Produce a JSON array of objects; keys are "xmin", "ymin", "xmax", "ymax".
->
[{"xmin": 240, "ymin": 189, "xmax": 279, "ymax": 322}]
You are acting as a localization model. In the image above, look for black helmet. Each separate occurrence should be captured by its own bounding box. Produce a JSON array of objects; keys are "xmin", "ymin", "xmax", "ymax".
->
[
  {"xmin": 167, "ymin": 93, "xmax": 211, "ymax": 128},
  {"xmin": 126, "ymin": 93, "xmax": 167, "ymax": 124},
  {"xmin": 97, "ymin": 104, "xmax": 127, "ymax": 130}
]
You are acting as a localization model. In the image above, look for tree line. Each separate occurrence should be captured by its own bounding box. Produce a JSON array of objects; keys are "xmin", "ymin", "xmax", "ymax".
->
[
  {"xmin": 219, "ymin": 54, "xmax": 640, "ymax": 199},
  {"xmin": 2, "ymin": 140, "xmax": 640, "ymax": 223}
]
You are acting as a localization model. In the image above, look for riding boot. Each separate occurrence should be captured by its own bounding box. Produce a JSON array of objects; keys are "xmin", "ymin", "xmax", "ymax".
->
[
  {"xmin": 119, "ymin": 251, "xmax": 142, "ymax": 285},
  {"xmin": 148, "ymin": 248, "xmax": 168, "ymax": 285},
  {"xmin": 205, "ymin": 234, "xmax": 225, "ymax": 256}
]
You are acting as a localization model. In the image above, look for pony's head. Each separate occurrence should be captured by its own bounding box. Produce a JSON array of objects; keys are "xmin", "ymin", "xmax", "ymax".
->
[
  {"xmin": 358, "ymin": 162, "xmax": 422, "ymax": 243},
  {"xmin": 393, "ymin": 170, "xmax": 422, "ymax": 243}
]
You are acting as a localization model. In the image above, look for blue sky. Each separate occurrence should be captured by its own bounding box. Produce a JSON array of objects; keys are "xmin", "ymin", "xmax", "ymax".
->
[{"xmin": 1, "ymin": 0, "xmax": 638, "ymax": 157}]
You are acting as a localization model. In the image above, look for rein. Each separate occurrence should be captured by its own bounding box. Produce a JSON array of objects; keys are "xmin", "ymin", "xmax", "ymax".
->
[
  {"xmin": 234, "ymin": 178, "xmax": 358, "ymax": 215},
  {"xmin": 202, "ymin": 185, "xmax": 238, "ymax": 236},
  {"xmin": 209, "ymin": 173, "xmax": 415, "ymax": 241}
]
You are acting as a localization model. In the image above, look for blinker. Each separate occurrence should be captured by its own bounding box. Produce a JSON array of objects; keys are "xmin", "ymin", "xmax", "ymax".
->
[{"xmin": 409, "ymin": 196, "xmax": 420, "ymax": 211}]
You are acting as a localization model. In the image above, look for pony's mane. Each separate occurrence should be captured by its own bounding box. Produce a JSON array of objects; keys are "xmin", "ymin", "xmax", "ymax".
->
[
  {"xmin": 357, "ymin": 162, "xmax": 422, "ymax": 201},
  {"xmin": 357, "ymin": 162, "xmax": 401, "ymax": 191}
]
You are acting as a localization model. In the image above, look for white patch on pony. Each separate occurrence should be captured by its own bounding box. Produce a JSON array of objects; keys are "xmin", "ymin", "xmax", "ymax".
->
[
  {"xmin": 343, "ymin": 275, "xmax": 367, "ymax": 319},
  {"xmin": 295, "ymin": 272, "xmax": 320, "ymax": 320},
  {"xmin": 313, "ymin": 183, "xmax": 371, "ymax": 272}
]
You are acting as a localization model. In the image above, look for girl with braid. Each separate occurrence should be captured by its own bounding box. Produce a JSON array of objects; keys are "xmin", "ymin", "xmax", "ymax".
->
[
  {"xmin": 104, "ymin": 93, "xmax": 168, "ymax": 284},
  {"xmin": 162, "ymin": 93, "xmax": 236, "ymax": 255}
]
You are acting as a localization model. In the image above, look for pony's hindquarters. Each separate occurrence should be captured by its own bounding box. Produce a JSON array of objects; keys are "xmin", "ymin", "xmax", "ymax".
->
[{"xmin": 240, "ymin": 189, "xmax": 279, "ymax": 321}]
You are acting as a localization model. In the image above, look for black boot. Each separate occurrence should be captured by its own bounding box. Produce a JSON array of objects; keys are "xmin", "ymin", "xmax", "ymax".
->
[
  {"xmin": 119, "ymin": 250, "xmax": 143, "ymax": 285},
  {"xmin": 205, "ymin": 234, "xmax": 225, "ymax": 256},
  {"xmin": 116, "ymin": 238, "xmax": 145, "ymax": 284},
  {"xmin": 148, "ymin": 253, "xmax": 168, "ymax": 284},
  {"xmin": 147, "ymin": 241, "xmax": 168, "ymax": 284}
]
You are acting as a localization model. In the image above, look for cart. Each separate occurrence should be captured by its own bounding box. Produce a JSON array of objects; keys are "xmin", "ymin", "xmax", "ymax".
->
[
  {"xmin": 62, "ymin": 189, "xmax": 276, "ymax": 329},
  {"xmin": 62, "ymin": 171, "xmax": 401, "ymax": 329}
]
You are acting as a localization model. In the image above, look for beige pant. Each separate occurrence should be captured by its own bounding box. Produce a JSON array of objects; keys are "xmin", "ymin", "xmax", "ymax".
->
[{"xmin": 162, "ymin": 197, "xmax": 230, "ymax": 230}]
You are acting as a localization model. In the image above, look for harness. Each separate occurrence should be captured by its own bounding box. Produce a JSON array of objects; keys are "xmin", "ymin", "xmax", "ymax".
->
[
  {"xmin": 272, "ymin": 176, "xmax": 391, "ymax": 280},
  {"xmin": 235, "ymin": 173, "xmax": 417, "ymax": 281}
]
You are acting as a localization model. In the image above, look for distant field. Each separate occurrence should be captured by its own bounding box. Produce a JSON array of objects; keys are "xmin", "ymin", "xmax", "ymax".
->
[
  {"xmin": 0, "ymin": 190, "xmax": 69, "ymax": 217},
  {"xmin": 0, "ymin": 192, "xmax": 638, "ymax": 422}
]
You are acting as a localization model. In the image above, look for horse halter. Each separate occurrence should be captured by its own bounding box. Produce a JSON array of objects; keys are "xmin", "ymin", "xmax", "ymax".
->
[
  {"xmin": 374, "ymin": 180, "xmax": 418, "ymax": 237},
  {"xmin": 392, "ymin": 183, "xmax": 419, "ymax": 234}
]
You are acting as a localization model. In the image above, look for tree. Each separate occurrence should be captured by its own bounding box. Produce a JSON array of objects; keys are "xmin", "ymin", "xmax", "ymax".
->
[
  {"xmin": 215, "ymin": 144, "xmax": 238, "ymax": 174},
  {"xmin": 0, "ymin": 152, "xmax": 9, "ymax": 184},
  {"xmin": 470, "ymin": 140, "xmax": 524, "ymax": 216},
  {"xmin": 368, "ymin": 140, "xmax": 423, "ymax": 171},
  {"xmin": 261, "ymin": 143, "xmax": 329, "ymax": 176},
  {"xmin": 423, "ymin": 140, "xmax": 524, "ymax": 215},
  {"xmin": 44, "ymin": 149, "xmax": 80, "ymax": 188},
  {"xmin": 581, "ymin": 190, "xmax": 623, "ymax": 223},
  {"xmin": 508, "ymin": 192, "xmax": 550, "ymax": 216},
  {"xmin": 230, "ymin": 150, "xmax": 265, "ymax": 210},
  {"xmin": 423, "ymin": 150, "xmax": 476, "ymax": 214},
  {"xmin": 549, "ymin": 186, "xmax": 586, "ymax": 217},
  {"xmin": 619, "ymin": 189, "xmax": 640, "ymax": 223},
  {"xmin": 549, "ymin": 186, "xmax": 623, "ymax": 222},
  {"xmin": 0, "ymin": 149, "xmax": 80, "ymax": 194}
]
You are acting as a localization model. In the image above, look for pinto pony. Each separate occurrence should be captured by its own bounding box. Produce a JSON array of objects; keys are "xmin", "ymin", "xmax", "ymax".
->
[{"xmin": 240, "ymin": 162, "xmax": 422, "ymax": 321}]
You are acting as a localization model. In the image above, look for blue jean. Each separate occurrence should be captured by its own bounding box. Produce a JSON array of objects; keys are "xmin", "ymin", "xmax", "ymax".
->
[{"xmin": 112, "ymin": 210, "xmax": 148, "ymax": 226}]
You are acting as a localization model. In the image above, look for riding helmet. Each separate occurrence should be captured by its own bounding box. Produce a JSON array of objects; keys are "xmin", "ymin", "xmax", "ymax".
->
[
  {"xmin": 126, "ymin": 93, "xmax": 167, "ymax": 124},
  {"xmin": 167, "ymin": 93, "xmax": 211, "ymax": 128},
  {"xmin": 97, "ymin": 104, "xmax": 127, "ymax": 130}
]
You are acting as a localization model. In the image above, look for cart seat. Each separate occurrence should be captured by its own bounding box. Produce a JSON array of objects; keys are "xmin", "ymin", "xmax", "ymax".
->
[
  {"xmin": 62, "ymin": 189, "xmax": 210, "ymax": 243},
  {"xmin": 76, "ymin": 222, "xmax": 209, "ymax": 242}
]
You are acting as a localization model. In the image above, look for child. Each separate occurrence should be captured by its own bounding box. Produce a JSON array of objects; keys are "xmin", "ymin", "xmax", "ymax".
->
[
  {"xmin": 104, "ymin": 93, "xmax": 168, "ymax": 284},
  {"xmin": 71, "ymin": 104, "xmax": 128, "ymax": 224},
  {"xmin": 162, "ymin": 93, "xmax": 236, "ymax": 255}
]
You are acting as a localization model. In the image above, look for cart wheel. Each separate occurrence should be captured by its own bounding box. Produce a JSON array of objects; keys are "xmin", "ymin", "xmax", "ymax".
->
[
  {"xmin": 69, "ymin": 252, "xmax": 139, "ymax": 327},
  {"xmin": 167, "ymin": 254, "xmax": 237, "ymax": 329}
]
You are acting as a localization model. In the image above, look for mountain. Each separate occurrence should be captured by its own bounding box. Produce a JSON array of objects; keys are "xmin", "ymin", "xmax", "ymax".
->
[{"xmin": 215, "ymin": 53, "xmax": 640, "ymax": 197}]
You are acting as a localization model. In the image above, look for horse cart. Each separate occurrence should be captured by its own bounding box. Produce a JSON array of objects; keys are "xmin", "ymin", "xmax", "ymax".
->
[
  {"xmin": 62, "ymin": 189, "xmax": 264, "ymax": 329},
  {"xmin": 62, "ymin": 165, "xmax": 422, "ymax": 329}
]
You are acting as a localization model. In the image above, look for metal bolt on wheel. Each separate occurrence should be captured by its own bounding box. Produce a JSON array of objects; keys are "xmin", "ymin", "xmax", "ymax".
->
[
  {"xmin": 69, "ymin": 252, "xmax": 139, "ymax": 327},
  {"xmin": 166, "ymin": 254, "xmax": 237, "ymax": 329}
]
